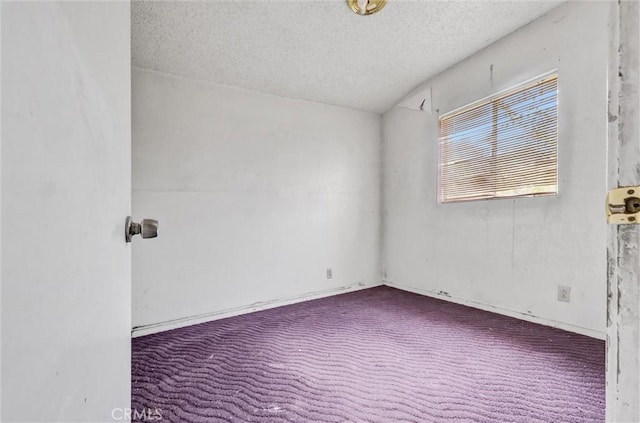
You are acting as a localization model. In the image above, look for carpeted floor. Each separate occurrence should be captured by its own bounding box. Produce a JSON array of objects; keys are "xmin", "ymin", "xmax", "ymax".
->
[{"xmin": 132, "ymin": 286, "xmax": 605, "ymax": 422}]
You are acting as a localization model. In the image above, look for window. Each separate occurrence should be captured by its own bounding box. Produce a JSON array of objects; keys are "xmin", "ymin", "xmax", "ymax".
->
[{"xmin": 438, "ymin": 72, "xmax": 558, "ymax": 203}]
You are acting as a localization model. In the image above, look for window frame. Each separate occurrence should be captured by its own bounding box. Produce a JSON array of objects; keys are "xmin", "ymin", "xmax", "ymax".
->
[{"xmin": 437, "ymin": 71, "xmax": 559, "ymax": 204}]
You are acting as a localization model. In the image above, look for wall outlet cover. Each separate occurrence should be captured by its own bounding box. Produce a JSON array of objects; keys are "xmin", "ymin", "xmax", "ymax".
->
[
  {"xmin": 326, "ymin": 268, "xmax": 333, "ymax": 279},
  {"xmin": 557, "ymin": 285, "xmax": 571, "ymax": 303}
]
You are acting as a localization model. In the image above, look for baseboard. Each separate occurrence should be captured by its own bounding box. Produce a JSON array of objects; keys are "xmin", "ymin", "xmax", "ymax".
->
[
  {"xmin": 384, "ymin": 280, "xmax": 606, "ymax": 340},
  {"xmin": 132, "ymin": 281, "xmax": 383, "ymax": 337}
]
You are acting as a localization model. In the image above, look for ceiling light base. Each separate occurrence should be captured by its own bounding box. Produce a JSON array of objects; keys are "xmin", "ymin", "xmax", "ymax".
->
[{"xmin": 347, "ymin": 0, "xmax": 387, "ymax": 16}]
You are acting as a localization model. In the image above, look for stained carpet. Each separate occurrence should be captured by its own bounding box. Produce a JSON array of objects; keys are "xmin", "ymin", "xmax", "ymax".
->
[{"xmin": 132, "ymin": 286, "xmax": 605, "ymax": 422}]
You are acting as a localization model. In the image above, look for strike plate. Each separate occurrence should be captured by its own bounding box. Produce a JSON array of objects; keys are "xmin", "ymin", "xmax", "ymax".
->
[{"xmin": 607, "ymin": 186, "xmax": 640, "ymax": 224}]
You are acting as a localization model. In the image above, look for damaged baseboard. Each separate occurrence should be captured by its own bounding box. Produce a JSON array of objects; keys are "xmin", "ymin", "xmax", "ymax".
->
[
  {"xmin": 384, "ymin": 280, "xmax": 605, "ymax": 340},
  {"xmin": 132, "ymin": 280, "xmax": 383, "ymax": 337}
]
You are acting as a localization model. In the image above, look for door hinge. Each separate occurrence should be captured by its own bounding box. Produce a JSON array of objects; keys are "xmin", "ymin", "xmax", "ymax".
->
[{"xmin": 607, "ymin": 186, "xmax": 640, "ymax": 224}]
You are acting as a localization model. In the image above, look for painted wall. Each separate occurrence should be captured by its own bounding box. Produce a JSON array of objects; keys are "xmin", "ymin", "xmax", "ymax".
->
[
  {"xmin": 382, "ymin": 1, "xmax": 608, "ymax": 338},
  {"xmin": 1, "ymin": 2, "xmax": 131, "ymax": 421},
  {"xmin": 132, "ymin": 68, "xmax": 381, "ymax": 333}
]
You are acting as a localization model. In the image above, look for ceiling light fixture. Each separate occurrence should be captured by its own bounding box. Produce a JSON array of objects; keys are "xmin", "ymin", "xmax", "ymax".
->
[{"xmin": 347, "ymin": 0, "xmax": 386, "ymax": 16}]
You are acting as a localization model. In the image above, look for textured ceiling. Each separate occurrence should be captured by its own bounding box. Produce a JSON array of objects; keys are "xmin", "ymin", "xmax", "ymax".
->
[{"xmin": 132, "ymin": 1, "xmax": 562, "ymax": 114}]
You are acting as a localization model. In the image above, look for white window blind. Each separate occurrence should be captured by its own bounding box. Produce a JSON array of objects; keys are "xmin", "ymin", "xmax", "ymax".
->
[{"xmin": 438, "ymin": 73, "xmax": 558, "ymax": 203}]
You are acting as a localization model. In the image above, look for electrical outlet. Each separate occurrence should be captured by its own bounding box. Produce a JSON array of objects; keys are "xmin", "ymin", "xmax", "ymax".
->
[
  {"xmin": 326, "ymin": 268, "xmax": 333, "ymax": 279},
  {"xmin": 558, "ymin": 286, "xmax": 571, "ymax": 303}
]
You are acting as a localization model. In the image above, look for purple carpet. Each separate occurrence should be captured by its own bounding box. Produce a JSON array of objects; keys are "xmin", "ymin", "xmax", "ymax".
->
[{"xmin": 132, "ymin": 286, "xmax": 605, "ymax": 422}]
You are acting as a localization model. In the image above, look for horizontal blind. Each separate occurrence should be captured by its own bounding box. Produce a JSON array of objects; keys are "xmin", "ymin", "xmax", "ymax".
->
[{"xmin": 438, "ymin": 73, "xmax": 558, "ymax": 203}]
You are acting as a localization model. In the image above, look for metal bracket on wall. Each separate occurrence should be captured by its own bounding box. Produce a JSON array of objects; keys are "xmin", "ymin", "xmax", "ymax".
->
[{"xmin": 606, "ymin": 186, "xmax": 640, "ymax": 224}]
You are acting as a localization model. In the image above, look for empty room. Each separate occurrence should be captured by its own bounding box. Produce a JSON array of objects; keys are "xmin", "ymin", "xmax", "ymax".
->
[{"xmin": 1, "ymin": 1, "xmax": 639, "ymax": 422}]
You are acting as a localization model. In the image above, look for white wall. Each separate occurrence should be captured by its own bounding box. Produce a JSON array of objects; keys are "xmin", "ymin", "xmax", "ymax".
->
[
  {"xmin": 132, "ymin": 68, "xmax": 381, "ymax": 333},
  {"xmin": 2, "ymin": 2, "xmax": 131, "ymax": 422},
  {"xmin": 382, "ymin": 1, "xmax": 608, "ymax": 338}
]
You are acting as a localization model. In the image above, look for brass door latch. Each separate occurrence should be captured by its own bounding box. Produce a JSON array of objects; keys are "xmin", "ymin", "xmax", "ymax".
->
[{"xmin": 607, "ymin": 186, "xmax": 640, "ymax": 224}]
